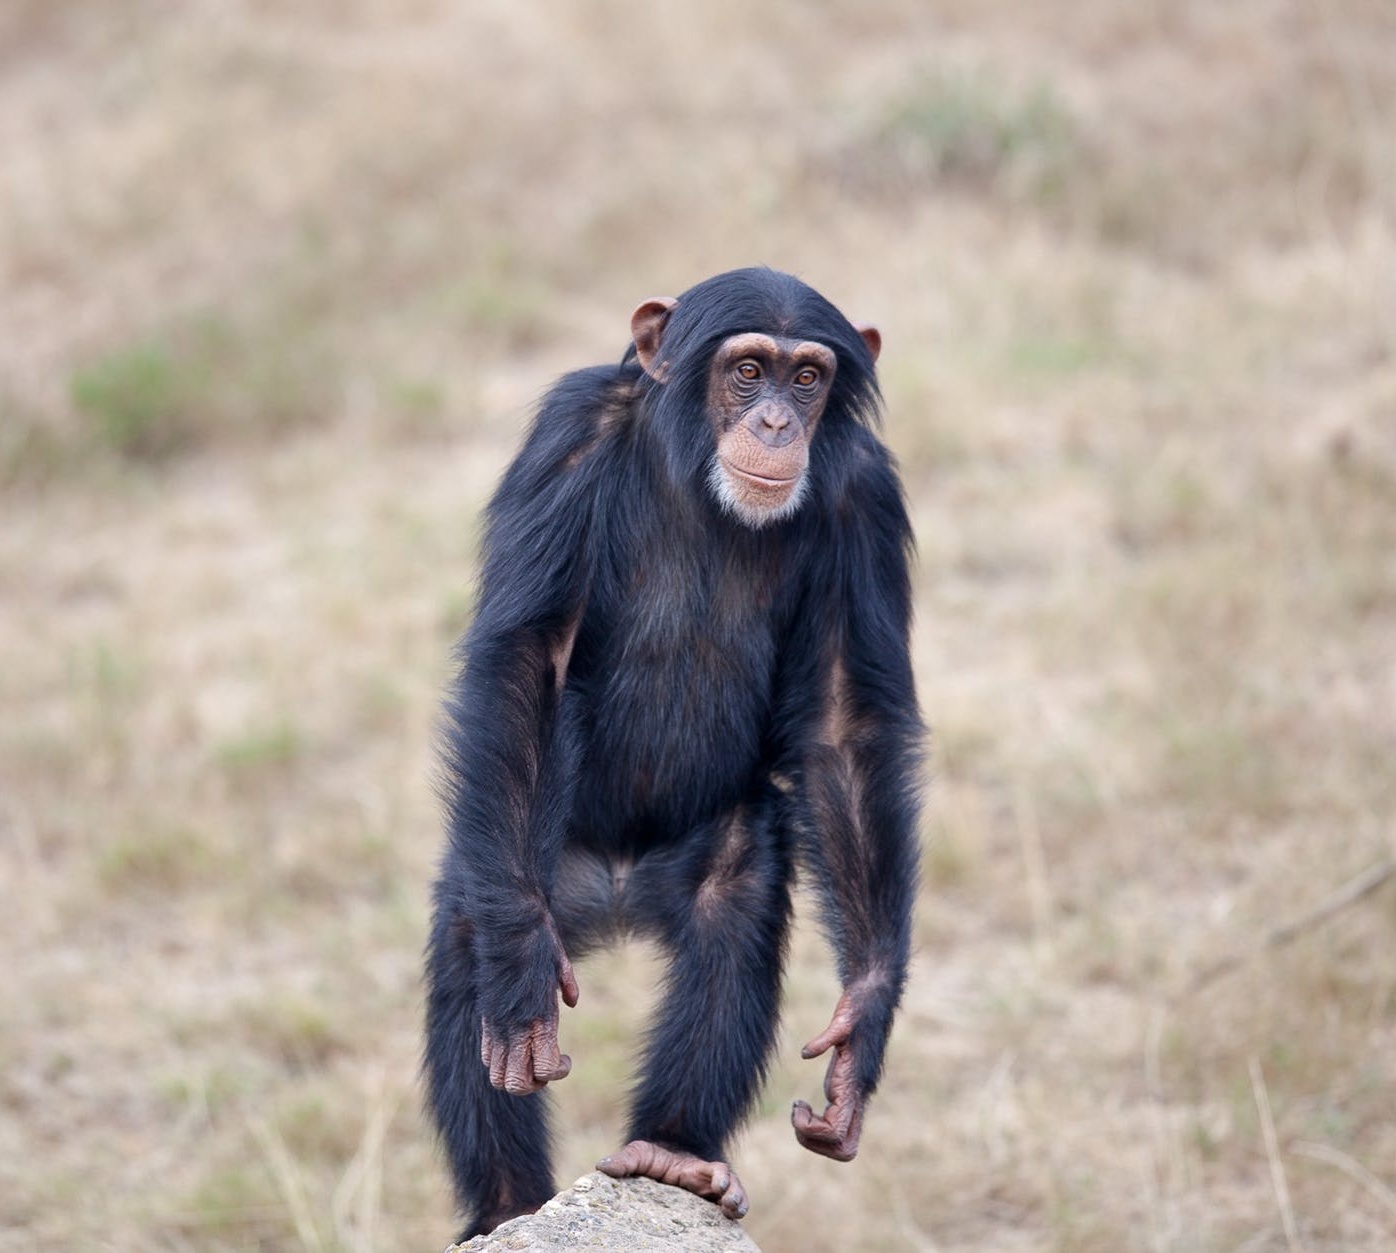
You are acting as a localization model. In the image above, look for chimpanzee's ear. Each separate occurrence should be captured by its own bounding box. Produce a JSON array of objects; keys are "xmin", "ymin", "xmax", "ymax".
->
[
  {"xmin": 854, "ymin": 322, "xmax": 882, "ymax": 365},
  {"xmin": 631, "ymin": 297, "xmax": 678, "ymax": 382}
]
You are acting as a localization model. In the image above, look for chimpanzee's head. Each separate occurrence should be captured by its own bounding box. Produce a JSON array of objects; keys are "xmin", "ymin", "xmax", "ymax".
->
[{"xmin": 629, "ymin": 268, "xmax": 882, "ymax": 528}]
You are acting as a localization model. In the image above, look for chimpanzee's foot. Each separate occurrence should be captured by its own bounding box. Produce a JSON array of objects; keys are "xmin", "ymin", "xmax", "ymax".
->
[{"xmin": 597, "ymin": 1139, "xmax": 749, "ymax": 1219}]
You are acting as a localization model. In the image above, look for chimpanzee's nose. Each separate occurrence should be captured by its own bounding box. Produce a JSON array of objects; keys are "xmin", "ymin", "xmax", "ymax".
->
[{"xmin": 756, "ymin": 406, "xmax": 796, "ymax": 447}]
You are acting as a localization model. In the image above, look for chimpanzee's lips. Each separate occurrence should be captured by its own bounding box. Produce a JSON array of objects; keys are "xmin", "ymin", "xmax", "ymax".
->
[{"xmin": 721, "ymin": 460, "xmax": 799, "ymax": 488}]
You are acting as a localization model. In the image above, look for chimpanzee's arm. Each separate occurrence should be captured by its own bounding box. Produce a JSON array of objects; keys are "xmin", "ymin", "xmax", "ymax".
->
[
  {"xmin": 787, "ymin": 445, "xmax": 923, "ymax": 1159},
  {"xmin": 438, "ymin": 367, "xmax": 621, "ymax": 1089}
]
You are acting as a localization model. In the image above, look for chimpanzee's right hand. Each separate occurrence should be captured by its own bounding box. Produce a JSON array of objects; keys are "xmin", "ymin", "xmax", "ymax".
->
[{"xmin": 479, "ymin": 920, "xmax": 580, "ymax": 1096}]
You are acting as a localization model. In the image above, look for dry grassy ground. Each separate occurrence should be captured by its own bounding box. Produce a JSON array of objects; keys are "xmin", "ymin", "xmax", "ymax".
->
[{"xmin": 3, "ymin": 2, "xmax": 1395, "ymax": 1250}]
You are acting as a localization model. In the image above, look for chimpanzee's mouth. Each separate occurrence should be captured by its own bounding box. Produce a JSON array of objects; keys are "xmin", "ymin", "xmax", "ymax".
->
[{"xmin": 721, "ymin": 460, "xmax": 799, "ymax": 488}]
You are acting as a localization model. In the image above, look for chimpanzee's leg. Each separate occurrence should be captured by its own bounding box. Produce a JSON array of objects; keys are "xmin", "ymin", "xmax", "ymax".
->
[
  {"xmin": 601, "ymin": 798, "xmax": 792, "ymax": 1218},
  {"xmin": 424, "ymin": 897, "xmax": 556, "ymax": 1239}
]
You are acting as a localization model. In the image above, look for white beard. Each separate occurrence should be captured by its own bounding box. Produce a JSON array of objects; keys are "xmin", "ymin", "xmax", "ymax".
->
[{"xmin": 707, "ymin": 455, "xmax": 809, "ymax": 529}]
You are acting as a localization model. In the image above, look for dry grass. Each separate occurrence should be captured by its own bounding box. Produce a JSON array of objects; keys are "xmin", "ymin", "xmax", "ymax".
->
[{"xmin": 2, "ymin": 2, "xmax": 1395, "ymax": 1250}]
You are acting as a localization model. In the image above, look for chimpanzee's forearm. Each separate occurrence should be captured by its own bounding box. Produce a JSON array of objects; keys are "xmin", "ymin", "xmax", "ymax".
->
[
  {"xmin": 799, "ymin": 718, "xmax": 920, "ymax": 1091},
  {"xmin": 439, "ymin": 628, "xmax": 580, "ymax": 1026}
]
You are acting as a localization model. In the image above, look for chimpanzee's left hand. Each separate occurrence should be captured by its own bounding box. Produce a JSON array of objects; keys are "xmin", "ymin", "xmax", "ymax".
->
[{"xmin": 791, "ymin": 988, "xmax": 866, "ymax": 1161}]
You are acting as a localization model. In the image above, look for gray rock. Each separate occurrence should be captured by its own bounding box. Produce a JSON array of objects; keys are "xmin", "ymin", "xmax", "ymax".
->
[{"xmin": 447, "ymin": 1172, "xmax": 762, "ymax": 1252}]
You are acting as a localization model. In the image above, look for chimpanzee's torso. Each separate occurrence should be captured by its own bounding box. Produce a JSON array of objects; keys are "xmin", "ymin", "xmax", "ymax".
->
[{"xmin": 562, "ymin": 484, "xmax": 804, "ymax": 853}]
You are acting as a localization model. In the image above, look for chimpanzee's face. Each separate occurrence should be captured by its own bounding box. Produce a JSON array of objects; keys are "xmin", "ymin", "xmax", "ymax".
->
[{"xmin": 703, "ymin": 333, "xmax": 836, "ymax": 528}]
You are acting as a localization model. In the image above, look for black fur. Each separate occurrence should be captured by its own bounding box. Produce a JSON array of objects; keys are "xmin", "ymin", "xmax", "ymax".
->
[{"xmin": 425, "ymin": 267, "xmax": 922, "ymax": 1238}]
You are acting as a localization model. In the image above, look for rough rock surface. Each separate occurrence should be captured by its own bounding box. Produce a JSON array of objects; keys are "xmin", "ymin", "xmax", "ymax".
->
[{"xmin": 446, "ymin": 1172, "xmax": 762, "ymax": 1252}]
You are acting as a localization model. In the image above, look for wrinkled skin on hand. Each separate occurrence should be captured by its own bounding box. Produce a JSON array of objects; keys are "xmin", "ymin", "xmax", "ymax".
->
[
  {"xmin": 791, "ymin": 987, "xmax": 867, "ymax": 1162},
  {"xmin": 598, "ymin": 1139, "xmax": 749, "ymax": 1220},
  {"xmin": 480, "ymin": 939, "xmax": 580, "ymax": 1097}
]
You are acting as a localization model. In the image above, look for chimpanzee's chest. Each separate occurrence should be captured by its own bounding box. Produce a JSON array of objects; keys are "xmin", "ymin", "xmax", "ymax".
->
[{"xmin": 566, "ymin": 535, "xmax": 791, "ymax": 844}]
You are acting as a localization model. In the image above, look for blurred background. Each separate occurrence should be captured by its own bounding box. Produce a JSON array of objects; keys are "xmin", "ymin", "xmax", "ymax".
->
[{"xmin": 2, "ymin": 2, "xmax": 1394, "ymax": 1249}]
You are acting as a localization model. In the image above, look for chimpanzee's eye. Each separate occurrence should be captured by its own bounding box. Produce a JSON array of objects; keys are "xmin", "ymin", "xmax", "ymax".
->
[
  {"xmin": 736, "ymin": 361, "xmax": 761, "ymax": 381},
  {"xmin": 795, "ymin": 367, "xmax": 820, "ymax": 388}
]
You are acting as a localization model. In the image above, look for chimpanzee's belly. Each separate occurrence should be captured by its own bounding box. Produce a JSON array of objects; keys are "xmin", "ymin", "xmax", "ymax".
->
[{"xmin": 568, "ymin": 618, "xmax": 777, "ymax": 847}]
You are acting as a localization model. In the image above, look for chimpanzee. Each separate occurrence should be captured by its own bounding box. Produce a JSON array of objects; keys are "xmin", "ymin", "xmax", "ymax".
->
[{"xmin": 424, "ymin": 267, "xmax": 922, "ymax": 1238}]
